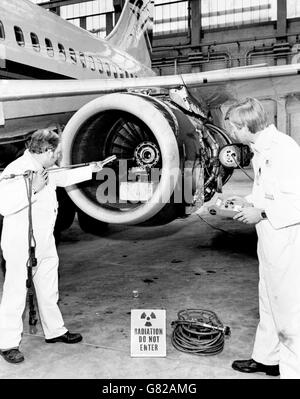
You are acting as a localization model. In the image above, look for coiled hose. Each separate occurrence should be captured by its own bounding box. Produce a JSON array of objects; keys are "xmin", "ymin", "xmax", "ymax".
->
[{"xmin": 171, "ymin": 309, "xmax": 231, "ymax": 356}]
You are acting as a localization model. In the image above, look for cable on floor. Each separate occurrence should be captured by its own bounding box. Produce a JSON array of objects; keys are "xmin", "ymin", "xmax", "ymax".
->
[
  {"xmin": 196, "ymin": 213, "xmax": 234, "ymax": 236},
  {"xmin": 230, "ymin": 154, "xmax": 254, "ymax": 181},
  {"xmin": 171, "ymin": 309, "xmax": 231, "ymax": 356}
]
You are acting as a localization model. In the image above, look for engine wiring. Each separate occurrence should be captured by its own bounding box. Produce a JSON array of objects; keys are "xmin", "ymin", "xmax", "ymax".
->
[{"xmin": 195, "ymin": 213, "xmax": 235, "ymax": 236}]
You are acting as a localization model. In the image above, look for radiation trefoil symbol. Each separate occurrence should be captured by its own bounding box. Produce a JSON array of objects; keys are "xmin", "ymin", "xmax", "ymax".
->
[{"xmin": 140, "ymin": 312, "xmax": 156, "ymax": 327}]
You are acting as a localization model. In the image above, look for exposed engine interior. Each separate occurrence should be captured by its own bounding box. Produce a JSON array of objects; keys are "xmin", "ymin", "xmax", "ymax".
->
[{"xmin": 61, "ymin": 91, "xmax": 234, "ymax": 231}]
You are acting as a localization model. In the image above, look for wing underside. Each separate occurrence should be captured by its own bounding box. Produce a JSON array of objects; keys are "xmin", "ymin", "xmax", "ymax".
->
[{"xmin": 1, "ymin": 63, "xmax": 300, "ymax": 138}]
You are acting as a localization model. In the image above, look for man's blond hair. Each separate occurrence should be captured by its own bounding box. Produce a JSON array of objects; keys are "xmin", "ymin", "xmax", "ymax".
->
[{"xmin": 225, "ymin": 98, "xmax": 268, "ymax": 134}]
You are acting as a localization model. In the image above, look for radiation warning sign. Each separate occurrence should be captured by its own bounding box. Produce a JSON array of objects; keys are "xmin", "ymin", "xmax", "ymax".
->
[{"xmin": 131, "ymin": 309, "xmax": 166, "ymax": 357}]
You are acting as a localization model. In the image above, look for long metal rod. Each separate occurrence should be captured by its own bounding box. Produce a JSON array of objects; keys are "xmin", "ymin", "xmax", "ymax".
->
[
  {"xmin": 0, "ymin": 155, "xmax": 117, "ymax": 181},
  {"xmin": 0, "ymin": 164, "xmax": 91, "ymax": 180},
  {"xmin": 48, "ymin": 154, "xmax": 117, "ymax": 172},
  {"xmin": 47, "ymin": 162, "xmax": 94, "ymax": 172}
]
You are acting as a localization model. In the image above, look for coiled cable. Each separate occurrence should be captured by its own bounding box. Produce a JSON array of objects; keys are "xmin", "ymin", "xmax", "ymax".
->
[
  {"xmin": 171, "ymin": 309, "xmax": 230, "ymax": 356},
  {"xmin": 23, "ymin": 172, "xmax": 38, "ymax": 333}
]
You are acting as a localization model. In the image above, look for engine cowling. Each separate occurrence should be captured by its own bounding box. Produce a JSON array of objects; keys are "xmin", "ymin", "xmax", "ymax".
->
[{"xmin": 61, "ymin": 92, "xmax": 232, "ymax": 227}]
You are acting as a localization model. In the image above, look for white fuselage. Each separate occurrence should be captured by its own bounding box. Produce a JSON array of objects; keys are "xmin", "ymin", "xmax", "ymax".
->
[
  {"xmin": 0, "ymin": 0, "xmax": 153, "ymax": 80},
  {"xmin": 0, "ymin": 0, "xmax": 154, "ymax": 138}
]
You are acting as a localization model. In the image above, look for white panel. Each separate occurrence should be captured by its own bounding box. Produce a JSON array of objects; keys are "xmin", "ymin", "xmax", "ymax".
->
[
  {"xmin": 287, "ymin": 0, "xmax": 300, "ymax": 18},
  {"xmin": 79, "ymin": 1, "xmax": 87, "ymax": 16},
  {"xmin": 287, "ymin": 96, "xmax": 300, "ymax": 143},
  {"xmin": 86, "ymin": 1, "xmax": 93, "ymax": 15},
  {"xmin": 289, "ymin": 113, "xmax": 300, "ymax": 144},
  {"xmin": 260, "ymin": 99, "xmax": 277, "ymax": 126},
  {"xmin": 154, "ymin": 0, "xmax": 188, "ymax": 35},
  {"xmin": 73, "ymin": 4, "xmax": 80, "ymax": 18},
  {"xmin": 60, "ymin": 6, "xmax": 67, "ymax": 18},
  {"xmin": 202, "ymin": 0, "xmax": 277, "ymax": 30},
  {"xmin": 202, "ymin": 0, "xmax": 209, "ymax": 14}
]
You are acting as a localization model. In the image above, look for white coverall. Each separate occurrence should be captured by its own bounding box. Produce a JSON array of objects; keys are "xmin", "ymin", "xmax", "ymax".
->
[
  {"xmin": 0, "ymin": 150, "xmax": 93, "ymax": 349},
  {"xmin": 246, "ymin": 124, "xmax": 300, "ymax": 378}
]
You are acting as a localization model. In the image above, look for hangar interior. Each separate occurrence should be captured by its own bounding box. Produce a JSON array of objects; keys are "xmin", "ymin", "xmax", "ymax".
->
[
  {"xmin": 31, "ymin": 0, "xmax": 300, "ymax": 142},
  {"xmin": 0, "ymin": 0, "xmax": 299, "ymax": 379}
]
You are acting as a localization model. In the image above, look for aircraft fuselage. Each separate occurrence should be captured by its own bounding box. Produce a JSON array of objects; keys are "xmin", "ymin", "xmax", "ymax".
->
[{"xmin": 0, "ymin": 0, "xmax": 154, "ymax": 140}]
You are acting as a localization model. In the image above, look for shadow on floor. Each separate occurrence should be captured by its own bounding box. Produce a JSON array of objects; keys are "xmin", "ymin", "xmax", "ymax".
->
[{"xmin": 197, "ymin": 230, "xmax": 258, "ymax": 258}]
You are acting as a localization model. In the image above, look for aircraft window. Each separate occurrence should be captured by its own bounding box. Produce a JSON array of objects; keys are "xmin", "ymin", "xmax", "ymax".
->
[
  {"xmin": 87, "ymin": 56, "xmax": 95, "ymax": 71},
  {"xmin": 79, "ymin": 52, "xmax": 86, "ymax": 68},
  {"xmin": 69, "ymin": 48, "xmax": 77, "ymax": 64},
  {"xmin": 45, "ymin": 38, "xmax": 54, "ymax": 57},
  {"xmin": 14, "ymin": 26, "xmax": 25, "ymax": 47},
  {"xmin": 0, "ymin": 21, "xmax": 5, "ymax": 40},
  {"xmin": 96, "ymin": 58, "xmax": 103, "ymax": 74},
  {"xmin": 111, "ymin": 64, "xmax": 118, "ymax": 78},
  {"xmin": 125, "ymin": 71, "xmax": 129, "ymax": 78},
  {"xmin": 130, "ymin": 73, "xmax": 134, "ymax": 78},
  {"xmin": 104, "ymin": 62, "xmax": 111, "ymax": 77},
  {"xmin": 58, "ymin": 43, "xmax": 66, "ymax": 61},
  {"xmin": 30, "ymin": 33, "xmax": 40, "ymax": 52},
  {"xmin": 118, "ymin": 67, "xmax": 124, "ymax": 78}
]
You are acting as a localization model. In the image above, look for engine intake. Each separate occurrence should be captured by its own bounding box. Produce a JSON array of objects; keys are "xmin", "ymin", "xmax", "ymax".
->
[{"xmin": 61, "ymin": 92, "xmax": 231, "ymax": 227}]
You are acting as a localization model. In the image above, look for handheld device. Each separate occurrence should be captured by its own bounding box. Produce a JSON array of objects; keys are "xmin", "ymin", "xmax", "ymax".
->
[{"xmin": 207, "ymin": 197, "xmax": 243, "ymax": 218}]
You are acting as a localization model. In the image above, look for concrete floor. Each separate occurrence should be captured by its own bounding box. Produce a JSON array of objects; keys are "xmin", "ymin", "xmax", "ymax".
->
[{"xmin": 0, "ymin": 169, "xmax": 279, "ymax": 379}]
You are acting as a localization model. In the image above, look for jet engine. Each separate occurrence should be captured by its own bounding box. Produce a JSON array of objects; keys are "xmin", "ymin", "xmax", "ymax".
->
[{"xmin": 61, "ymin": 92, "xmax": 233, "ymax": 232}]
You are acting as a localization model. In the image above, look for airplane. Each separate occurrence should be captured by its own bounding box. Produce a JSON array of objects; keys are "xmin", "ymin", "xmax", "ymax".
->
[{"xmin": 1, "ymin": 0, "xmax": 300, "ymax": 236}]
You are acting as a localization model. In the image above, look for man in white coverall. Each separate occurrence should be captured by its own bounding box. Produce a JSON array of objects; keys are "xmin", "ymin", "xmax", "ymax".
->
[
  {"xmin": 225, "ymin": 98, "xmax": 300, "ymax": 379},
  {"xmin": 0, "ymin": 129, "xmax": 103, "ymax": 364}
]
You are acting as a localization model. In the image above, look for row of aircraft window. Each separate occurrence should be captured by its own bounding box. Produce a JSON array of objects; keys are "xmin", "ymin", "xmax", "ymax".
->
[{"xmin": 0, "ymin": 21, "xmax": 137, "ymax": 78}]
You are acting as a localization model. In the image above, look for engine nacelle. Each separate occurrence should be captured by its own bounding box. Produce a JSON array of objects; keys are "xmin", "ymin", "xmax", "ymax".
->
[{"xmin": 61, "ymin": 92, "xmax": 231, "ymax": 227}]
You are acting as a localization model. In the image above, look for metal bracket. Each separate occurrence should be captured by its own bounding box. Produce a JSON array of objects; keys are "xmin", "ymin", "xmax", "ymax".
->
[{"xmin": 169, "ymin": 86, "xmax": 206, "ymax": 118}]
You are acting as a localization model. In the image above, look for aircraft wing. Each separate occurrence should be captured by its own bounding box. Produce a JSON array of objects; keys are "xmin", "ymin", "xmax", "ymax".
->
[
  {"xmin": 1, "ymin": 63, "xmax": 300, "ymax": 139},
  {"xmin": 1, "ymin": 62, "xmax": 300, "ymax": 228},
  {"xmin": 1, "ymin": 63, "xmax": 300, "ymax": 104}
]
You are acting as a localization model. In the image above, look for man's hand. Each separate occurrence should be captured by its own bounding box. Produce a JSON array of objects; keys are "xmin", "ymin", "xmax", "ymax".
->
[
  {"xmin": 90, "ymin": 162, "xmax": 103, "ymax": 173},
  {"xmin": 91, "ymin": 156, "xmax": 116, "ymax": 172},
  {"xmin": 32, "ymin": 169, "xmax": 48, "ymax": 194},
  {"xmin": 233, "ymin": 207, "xmax": 264, "ymax": 224},
  {"xmin": 226, "ymin": 196, "xmax": 253, "ymax": 208}
]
